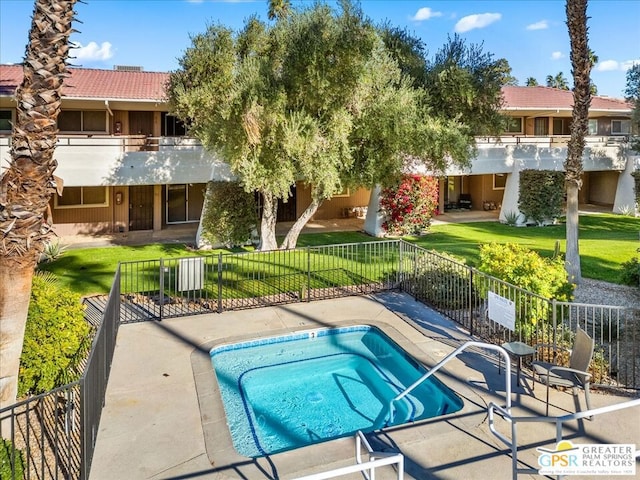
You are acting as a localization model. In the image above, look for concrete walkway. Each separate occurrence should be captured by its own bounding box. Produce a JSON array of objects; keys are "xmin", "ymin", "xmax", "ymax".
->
[{"xmin": 88, "ymin": 292, "xmax": 639, "ymax": 480}]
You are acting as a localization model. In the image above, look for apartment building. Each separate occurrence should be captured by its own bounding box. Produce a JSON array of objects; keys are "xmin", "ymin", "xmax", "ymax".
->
[{"xmin": 0, "ymin": 65, "xmax": 636, "ymax": 238}]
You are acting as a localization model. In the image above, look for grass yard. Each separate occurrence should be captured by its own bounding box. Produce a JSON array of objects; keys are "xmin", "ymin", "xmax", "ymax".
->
[
  {"xmin": 407, "ymin": 213, "xmax": 639, "ymax": 283},
  {"xmin": 40, "ymin": 214, "xmax": 637, "ymax": 295}
]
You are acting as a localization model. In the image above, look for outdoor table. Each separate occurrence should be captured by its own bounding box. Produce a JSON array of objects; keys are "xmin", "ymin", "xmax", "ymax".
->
[{"xmin": 499, "ymin": 341, "xmax": 536, "ymax": 390}]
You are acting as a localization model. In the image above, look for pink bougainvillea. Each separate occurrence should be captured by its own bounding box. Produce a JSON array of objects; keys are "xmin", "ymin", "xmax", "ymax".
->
[{"xmin": 379, "ymin": 175, "xmax": 439, "ymax": 236}]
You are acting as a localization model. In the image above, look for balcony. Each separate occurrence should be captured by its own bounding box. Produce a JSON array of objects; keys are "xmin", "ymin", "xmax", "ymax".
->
[{"xmin": 0, "ymin": 134, "xmax": 633, "ymax": 186}]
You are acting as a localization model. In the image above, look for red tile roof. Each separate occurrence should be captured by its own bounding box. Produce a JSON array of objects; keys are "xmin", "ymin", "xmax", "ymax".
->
[
  {"xmin": 502, "ymin": 85, "xmax": 631, "ymax": 112},
  {"xmin": 0, "ymin": 64, "xmax": 169, "ymax": 101},
  {"xmin": 0, "ymin": 65, "xmax": 632, "ymax": 113}
]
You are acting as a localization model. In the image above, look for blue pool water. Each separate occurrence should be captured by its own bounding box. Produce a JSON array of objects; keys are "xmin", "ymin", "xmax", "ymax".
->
[{"xmin": 210, "ymin": 325, "xmax": 463, "ymax": 457}]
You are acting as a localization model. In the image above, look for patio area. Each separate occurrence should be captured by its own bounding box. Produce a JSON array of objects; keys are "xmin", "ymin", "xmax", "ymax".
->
[{"xmin": 88, "ymin": 292, "xmax": 639, "ymax": 480}]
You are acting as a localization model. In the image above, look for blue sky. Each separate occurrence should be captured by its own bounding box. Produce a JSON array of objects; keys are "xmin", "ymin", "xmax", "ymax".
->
[{"xmin": 1, "ymin": 0, "xmax": 639, "ymax": 98}]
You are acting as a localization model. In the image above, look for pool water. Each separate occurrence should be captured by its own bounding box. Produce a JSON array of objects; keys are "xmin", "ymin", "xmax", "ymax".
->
[{"xmin": 210, "ymin": 325, "xmax": 463, "ymax": 457}]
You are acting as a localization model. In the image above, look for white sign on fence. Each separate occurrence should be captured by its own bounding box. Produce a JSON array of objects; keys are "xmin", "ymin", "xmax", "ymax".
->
[
  {"xmin": 178, "ymin": 257, "xmax": 204, "ymax": 291},
  {"xmin": 488, "ymin": 291, "xmax": 516, "ymax": 331}
]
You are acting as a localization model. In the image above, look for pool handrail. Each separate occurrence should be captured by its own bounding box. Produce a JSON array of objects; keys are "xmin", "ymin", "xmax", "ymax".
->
[
  {"xmin": 292, "ymin": 431, "xmax": 404, "ymax": 480},
  {"xmin": 488, "ymin": 397, "xmax": 640, "ymax": 480},
  {"xmin": 387, "ymin": 341, "xmax": 513, "ymax": 425}
]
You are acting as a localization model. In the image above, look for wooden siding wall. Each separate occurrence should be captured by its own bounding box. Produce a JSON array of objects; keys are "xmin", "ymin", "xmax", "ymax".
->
[
  {"xmin": 50, "ymin": 187, "xmax": 128, "ymax": 236},
  {"xmin": 295, "ymin": 183, "xmax": 371, "ymax": 220}
]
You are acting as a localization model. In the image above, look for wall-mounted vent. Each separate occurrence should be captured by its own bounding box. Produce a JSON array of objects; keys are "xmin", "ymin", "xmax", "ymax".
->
[{"xmin": 114, "ymin": 65, "xmax": 143, "ymax": 72}]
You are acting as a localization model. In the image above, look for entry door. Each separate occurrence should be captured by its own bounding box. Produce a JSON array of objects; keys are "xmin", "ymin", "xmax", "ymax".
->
[{"xmin": 129, "ymin": 186, "xmax": 154, "ymax": 231}]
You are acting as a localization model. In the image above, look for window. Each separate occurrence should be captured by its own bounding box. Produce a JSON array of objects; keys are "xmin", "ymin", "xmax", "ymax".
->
[
  {"xmin": 166, "ymin": 183, "xmax": 205, "ymax": 223},
  {"xmin": 57, "ymin": 110, "xmax": 107, "ymax": 132},
  {"xmin": 588, "ymin": 119, "xmax": 598, "ymax": 135},
  {"xmin": 493, "ymin": 174, "xmax": 507, "ymax": 190},
  {"xmin": 504, "ymin": 117, "xmax": 522, "ymax": 134},
  {"xmin": 553, "ymin": 118, "xmax": 571, "ymax": 135},
  {"xmin": 55, "ymin": 186, "xmax": 108, "ymax": 208},
  {"xmin": 334, "ymin": 188, "xmax": 351, "ymax": 198},
  {"xmin": 0, "ymin": 110, "xmax": 12, "ymax": 132},
  {"xmin": 534, "ymin": 118, "xmax": 548, "ymax": 136},
  {"xmin": 161, "ymin": 113, "xmax": 187, "ymax": 136},
  {"xmin": 611, "ymin": 120, "xmax": 631, "ymax": 135}
]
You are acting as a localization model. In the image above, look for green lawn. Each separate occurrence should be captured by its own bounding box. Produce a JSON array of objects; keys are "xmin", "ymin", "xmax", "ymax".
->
[
  {"xmin": 39, "ymin": 214, "xmax": 638, "ymax": 295},
  {"xmin": 406, "ymin": 213, "xmax": 639, "ymax": 283}
]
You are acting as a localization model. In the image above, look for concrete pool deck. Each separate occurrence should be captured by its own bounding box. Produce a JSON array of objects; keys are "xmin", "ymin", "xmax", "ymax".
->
[{"xmin": 88, "ymin": 292, "xmax": 639, "ymax": 480}]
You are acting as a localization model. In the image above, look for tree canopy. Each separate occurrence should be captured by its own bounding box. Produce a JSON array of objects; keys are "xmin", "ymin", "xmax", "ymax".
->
[
  {"xmin": 625, "ymin": 63, "xmax": 640, "ymax": 152},
  {"xmin": 167, "ymin": 1, "xmax": 502, "ymax": 250}
]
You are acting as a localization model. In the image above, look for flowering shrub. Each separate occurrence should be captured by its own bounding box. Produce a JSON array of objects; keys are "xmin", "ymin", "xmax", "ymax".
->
[{"xmin": 379, "ymin": 175, "xmax": 439, "ymax": 235}]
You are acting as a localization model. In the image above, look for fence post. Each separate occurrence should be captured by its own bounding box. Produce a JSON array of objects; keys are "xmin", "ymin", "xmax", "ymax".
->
[
  {"xmin": 398, "ymin": 240, "xmax": 403, "ymax": 288},
  {"xmin": 217, "ymin": 253, "xmax": 223, "ymax": 313},
  {"xmin": 306, "ymin": 246, "xmax": 311, "ymax": 302},
  {"xmin": 159, "ymin": 258, "xmax": 164, "ymax": 321},
  {"xmin": 552, "ymin": 298, "xmax": 557, "ymax": 348},
  {"xmin": 469, "ymin": 268, "xmax": 474, "ymax": 336}
]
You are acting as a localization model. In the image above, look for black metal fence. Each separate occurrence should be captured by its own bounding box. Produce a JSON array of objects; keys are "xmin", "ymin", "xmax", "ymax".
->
[
  {"xmin": 1, "ymin": 239, "xmax": 638, "ymax": 479},
  {"xmin": 118, "ymin": 241, "xmax": 402, "ymax": 322},
  {"xmin": 0, "ymin": 270, "xmax": 121, "ymax": 479}
]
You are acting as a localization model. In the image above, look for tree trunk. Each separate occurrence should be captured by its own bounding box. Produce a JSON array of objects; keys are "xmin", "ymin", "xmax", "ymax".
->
[
  {"xmin": 564, "ymin": 0, "xmax": 591, "ymax": 284},
  {"xmin": 0, "ymin": 263, "xmax": 35, "ymax": 408},
  {"xmin": 0, "ymin": 0, "xmax": 76, "ymax": 412},
  {"xmin": 565, "ymin": 182, "xmax": 581, "ymax": 282},
  {"xmin": 280, "ymin": 198, "xmax": 322, "ymax": 250},
  {"xmin": 257, "ymin": 192, "xmax": 279, "ymax": 251}
]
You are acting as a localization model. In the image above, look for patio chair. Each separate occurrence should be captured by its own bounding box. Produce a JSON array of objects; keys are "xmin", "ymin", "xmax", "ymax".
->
[
  {"xmin": 458, "ymin": 194, "xmax": 472, "ymax": 210},
  {"xmin": 532, "ymin": 326, "xmax": 595, "ymax": 417}
]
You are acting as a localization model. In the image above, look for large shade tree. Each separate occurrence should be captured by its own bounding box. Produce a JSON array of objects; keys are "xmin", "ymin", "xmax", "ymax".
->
[
  {"xmin": 168, "ymin": 1, "xmax": 475, "ymax": 250},
  {"xmin": 625, "ymin": 63, "xmax": 640, "ymax": 152},
  {"xmin": 0, "ymin": 0, "xmax": 76, "ymax": 410},
  {"xmin": 564, "ymin": 0, "xmax": 592, "ymax": 283}
]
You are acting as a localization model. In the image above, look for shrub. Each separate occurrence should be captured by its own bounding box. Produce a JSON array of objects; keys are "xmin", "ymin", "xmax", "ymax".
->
[
  {"xmin": 479, "ymin": 243, "xmax": 573, "ymax": 301},
  {"xmin": 412, "ymin": 251, "xmax": 477, "ymax": 310},
  {"xmin": 479, "ymin": 243, "xmax": 574, "ymax": 339},
  {"xmin": 620, "ymin": 257, "xmax": 640, "ymax": 287},
  {"xmin": 379, "ymin": 175, "xmax": 439, "ymax": 236},
  {"xmin": 518, "ymin": 170, "xmax": 564, "ymax": 225},
  {"xmin": 200, "ymin": 181, "xmax": 258, "ymax": 248},
  {"xmin": 18, "ymin": 272, "xmax": 91, "ymax": 396},
  {"xmin": 0, "ymin": 439, "xmax": 25, "ymax": 480}
]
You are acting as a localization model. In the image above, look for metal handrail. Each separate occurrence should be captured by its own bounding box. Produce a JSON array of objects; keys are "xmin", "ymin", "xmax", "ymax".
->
[
  {"xmin": 293, "ymin": 431, "xmax": 404, "ymax": 480},
  {"xmin": 488, "ymin": 397, "xmax": 640, "ymax": 480},
  {"xmin": 387, "ymin": 341, "xmax": 513, "ymax": 424}
]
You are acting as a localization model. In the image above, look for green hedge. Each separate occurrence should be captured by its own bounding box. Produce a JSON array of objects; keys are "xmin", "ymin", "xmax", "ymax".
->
[
  {"xmin": 519, "ymin": 169, "xmax": 565, "ymax": 225},
  {"xmin": 18, "ymin": 273, "xmax": 91, "ymax": 396},
  {"xmin": 0, "ymin": 439, "xmax": 25, "ymax": 480},
  {"xmin": 200, "ymin": 181, "xmax": 257, "ymax": 247}
]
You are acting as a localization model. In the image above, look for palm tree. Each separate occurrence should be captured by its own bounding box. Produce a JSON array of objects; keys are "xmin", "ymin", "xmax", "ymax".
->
[
  {"xmin": 268, "ymin": 0, "xmax": 291, "ymax": 20},
  {"xmin": 546, "ymin": 71, "xmax": 570, "ymax": 90},
  {"xmin": 525, "ymin": 77, "xmax": 539, "ymax": 86},
  {"xmin": 564, "ymin": 0, "xmax": 592, "ymax": 283},
  {"xmin": 0, "ymin": 0, "xmax": 76, "ymax": 410}
]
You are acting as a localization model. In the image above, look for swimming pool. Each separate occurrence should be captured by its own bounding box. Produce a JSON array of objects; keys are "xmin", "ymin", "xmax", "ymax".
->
[{"xmin": 210, "ymin": 325, "xmax": 463, "ymax": 457}]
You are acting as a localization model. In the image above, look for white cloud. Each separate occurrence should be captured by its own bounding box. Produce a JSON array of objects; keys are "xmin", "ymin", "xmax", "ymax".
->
[
  {"xmin": 621, "ymin": 59, "xmax": 640, "ymax": 70},
  {"xmin": 411, "ymin": 7, "xmax": 443, "ymax": 22},
  {"xmin": 551, "ymin": 51, "xmax": 564, "ymax": 60},
  {"xmin": 454, "ymin": 13, "xmax": 501, "ymax": 33},
  {"xmin": 526, "ymin": 20, "xmax": 548, "ymax": 30},
  {"xmin": 595, "ymin": 59, "xmax": 640, "ymax": 72},
  {"xmin": 71, "ymin": 41, "xmax": 114, "ymax": 61},
  {"xmin": 596, "ymin": 60, "xmax": 620, "ymax": 71}
]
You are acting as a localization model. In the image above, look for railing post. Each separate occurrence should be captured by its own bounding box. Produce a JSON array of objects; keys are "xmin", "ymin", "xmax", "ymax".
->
[
  {"xmin": 307, "ymin": 246, "xmax": 311, "ymax": 302},
  {"xmin": 469, "ymin": 268, "xmax": 474, "ymax": 336},
  {"xmin": 217, "ymin": 253, "xmax": 223, "ymax": 313},
  {"xmin": 159, "ymin": 258, "xmax": 164, "ymax": 321},
  {"xmin": 552, "ymin": 298, "xmax": 557, "ymax": 349}
]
